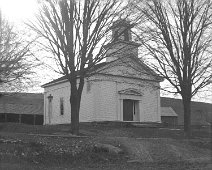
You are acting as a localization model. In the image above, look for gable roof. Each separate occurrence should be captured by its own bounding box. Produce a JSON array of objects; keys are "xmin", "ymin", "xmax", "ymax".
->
[
  {"xmin": 131, "ymin": 55, "xmax": 163, "ymax": 81},
  {"xmin": 161, "ymin": 107, "xmax": 178, "ymax": 117},
  {"xmin": 93, "ymin": 55, "xmax": 164, "ymax": 83},
  {"xmin": 0, "ymin": 103, "xmax": 43, "ymax": 115},
  {"xmin": 41, "ymin": 76, "xmax": 67, "ymax": 87},
  {"xmin": 42, "ymin": 56, "xmax": 163, "ymax": 88},
  {"xmin": 41, "ymin": 62, "xmax": 108, "ymax": 87}
]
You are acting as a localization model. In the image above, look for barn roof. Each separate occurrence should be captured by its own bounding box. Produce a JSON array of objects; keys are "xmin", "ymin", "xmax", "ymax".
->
[
  {"xmin": 0, "ymin": 93, "xmax": 43, "ymax": 115},
  {"xmin": 0, "ymin": 103, "xmax": 43, "ymax": 115},
  {"xmin": 161, "ymin": 107, "xmax": 178, "ymax": 117}
]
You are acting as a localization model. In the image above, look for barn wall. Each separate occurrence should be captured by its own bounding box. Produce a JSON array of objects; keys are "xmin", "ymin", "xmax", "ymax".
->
[
  {"xmin": 161, "ymin": 116, "xmax": 178, "ymax": 127},
  {"xmin": 0, "ymin": 113, "xmax": 43, "ymax": 125}
]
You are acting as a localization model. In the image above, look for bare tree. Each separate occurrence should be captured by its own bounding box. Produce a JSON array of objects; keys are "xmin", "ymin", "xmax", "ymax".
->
[
  {"xmin": 0, "ymin": 11, "xmax": 36, "ymax": 92},
  {"xmin": 28, "ymin": 0, "xmax": 129, "ymax": 135},
  {"xmin": 133, "ymin": 0, "xmax": 212, "ymax": 136}
]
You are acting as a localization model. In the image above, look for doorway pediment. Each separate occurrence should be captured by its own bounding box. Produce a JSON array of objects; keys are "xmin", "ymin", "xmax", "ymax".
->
[{"xmin": 118, "ymin": 88, "xmax": 143, "ymax": 96}]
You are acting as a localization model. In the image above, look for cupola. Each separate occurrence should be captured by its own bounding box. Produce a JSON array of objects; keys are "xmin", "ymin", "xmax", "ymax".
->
[
  {"xmin": 105, "ymin": 19, "xmax": 140, "ymax": 62},
  {"xmin": 111, "ymin": 19, "xmax": 132, "ymax": 42}
]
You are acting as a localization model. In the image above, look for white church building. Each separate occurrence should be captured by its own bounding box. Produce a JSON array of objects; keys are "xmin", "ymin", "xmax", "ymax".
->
[{"xmin": 42, "ymin": 20, "xmax": 163, "ymax": 125}]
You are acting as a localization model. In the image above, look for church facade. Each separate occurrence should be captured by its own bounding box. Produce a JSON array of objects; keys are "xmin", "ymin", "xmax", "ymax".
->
[{"xmin": 42, "ymin": 20, "xmax": 163, "ymax": 125}]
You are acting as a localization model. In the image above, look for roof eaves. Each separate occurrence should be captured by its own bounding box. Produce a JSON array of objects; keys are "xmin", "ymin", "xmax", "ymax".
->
[
  {"xmin": 41, "ymin": 62, "xmax": 109, "ymax": 88},
  {"xmin": 41, "ymin": 78, "xmax": 68, "ymax": 88},
  {"xmin": 132, "ymin": 56, "xmax": 164, "ymax": 82},
  {"xmin": 103, "ymin": 40, "xmax": 141, "ymax": 49}
]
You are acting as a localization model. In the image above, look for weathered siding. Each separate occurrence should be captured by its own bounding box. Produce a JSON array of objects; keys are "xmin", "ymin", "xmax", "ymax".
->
[
  {"xmin": 44, "ymin": 80, "xmax": 95, "ymax": 124},
  {"xmin": 116, "ymin": 77, "xmax": 160, "ymax": 122},
  {"xmin": 44, "ymin": 82, "xmax": 71, "ymax": 124},
  {"xmin": 142, "ymin": 88, "xmax": 160, "ymax": 122},
  {"xmin": 79, "ymin": 79, "xmax": 95, "ymax": 122},
  {"xmin": 86, "ymin": 74, "xmax": 161, "ymax": 122},
  {"xmin": 44, "ymin": 62, "xmax": 161, "ymax": 124},
  {"xmin": 93, "ymin": 80, "xmax": 117, "ymax": 121},
  {"xmin": 44, "ymin": 74, "xmax": 161, "ymax": 124}
]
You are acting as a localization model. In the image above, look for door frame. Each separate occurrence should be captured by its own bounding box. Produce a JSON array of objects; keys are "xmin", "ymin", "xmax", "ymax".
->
[
  {"xmin": 122, "ymin": 99, "xmax": 140, "ymax": 121},
  {"xmin": 118, "ymin": 95, "xmax": 142, "ymax": 122},
  {"xmin": 118, "ymin": 88, "xmax": 143, "ymax": 122}
]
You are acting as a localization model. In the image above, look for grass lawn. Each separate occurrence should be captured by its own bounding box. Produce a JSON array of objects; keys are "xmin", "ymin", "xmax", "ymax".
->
[{"xmin": 0, "ymin": 122, "xmax": 211, "ymax": 170}]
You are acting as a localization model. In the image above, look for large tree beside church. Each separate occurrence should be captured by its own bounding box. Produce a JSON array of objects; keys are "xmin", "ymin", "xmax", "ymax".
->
[
  {"xmin": 29, "ymin": 0, "xmax": 128, "ymax": 134},
  {"xmin": 132, "ymin": 0, "xmax": 212, "ymax": 136}
]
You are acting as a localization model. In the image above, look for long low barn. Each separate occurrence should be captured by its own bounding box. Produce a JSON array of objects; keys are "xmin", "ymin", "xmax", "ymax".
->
[
  {"xmin": 161, "ymin": 97, "xmax": 212, "ymax": 126},
  {"xmin": 0, "ymin": 93, "xmax": 44, "ymax": 125}
]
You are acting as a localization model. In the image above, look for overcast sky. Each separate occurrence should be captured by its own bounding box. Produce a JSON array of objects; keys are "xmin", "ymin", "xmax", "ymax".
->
[
  {"xmin": 0, "ymin": 0, "xmax": 37, "ymax": 22},
  {"xmin": 0, "ymin": 0, "xmax": 211, "ymax": 103}
]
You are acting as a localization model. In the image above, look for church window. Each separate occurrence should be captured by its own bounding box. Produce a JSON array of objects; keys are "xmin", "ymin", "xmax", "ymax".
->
[{"xmin": 60, "ymin": 97, "xmax": 64, "ymax": 115}]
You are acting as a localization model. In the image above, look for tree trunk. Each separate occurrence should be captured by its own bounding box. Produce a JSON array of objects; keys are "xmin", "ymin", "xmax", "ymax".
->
[
  {"xmin": 70, "ymin": 95, "xmax": 80, "ymax": 135},
  {"xmin": 182, "ymin": 96, "xmax": 192, "ymax": 137},
  {"xmin": 70, "ymin": 78, "xmax": 84, "ymax": 135},
  {"xmin": 70, "ymin": 83, "xmax": 80, "ymax": 135}
]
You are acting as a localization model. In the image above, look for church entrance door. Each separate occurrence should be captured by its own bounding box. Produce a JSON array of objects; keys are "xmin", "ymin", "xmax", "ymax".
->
[{"xmin": 123, "ymin": 99, "xmax": 135, "ymax": 121}]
